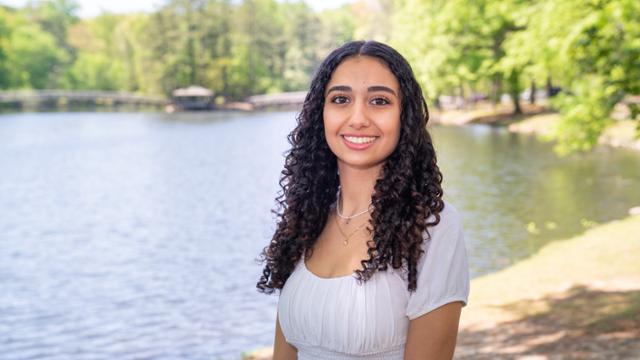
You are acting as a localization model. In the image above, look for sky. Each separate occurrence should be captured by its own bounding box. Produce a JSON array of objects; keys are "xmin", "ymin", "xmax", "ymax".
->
[{"xmin": 0, "ymin": 0, "xmax": 354, "ymax": 18}]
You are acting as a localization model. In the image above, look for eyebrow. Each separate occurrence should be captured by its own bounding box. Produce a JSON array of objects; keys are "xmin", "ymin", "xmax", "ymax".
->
[{"xmin": 326, "ymin": 85, "xmax": 397, "ymax": 97}]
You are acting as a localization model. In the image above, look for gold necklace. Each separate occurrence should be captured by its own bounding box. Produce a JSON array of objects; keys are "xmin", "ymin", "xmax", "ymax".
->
[
  {"xmin": 336, "ymin": 188, "xmax": 372, "ymax": 224},
  {"xmin": 334, "ymin": 213, "xmax": 367, "ymax": 246}
]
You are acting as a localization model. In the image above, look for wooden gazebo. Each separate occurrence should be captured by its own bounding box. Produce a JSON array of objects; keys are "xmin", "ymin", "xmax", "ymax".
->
[{"xmin": 172, "ymin": 86, "xmax": 214, "ymax": 110}]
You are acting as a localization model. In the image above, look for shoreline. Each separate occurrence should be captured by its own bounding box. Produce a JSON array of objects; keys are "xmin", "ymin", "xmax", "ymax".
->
[{"xmin": 431, "ymin": 103, "xmax": 640, "ymax": 152}]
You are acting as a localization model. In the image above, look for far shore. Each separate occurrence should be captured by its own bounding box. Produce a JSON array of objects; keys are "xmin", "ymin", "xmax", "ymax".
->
[{"xmin": 430, "ymin": 102, "xmax": 640, "ymax": 152}]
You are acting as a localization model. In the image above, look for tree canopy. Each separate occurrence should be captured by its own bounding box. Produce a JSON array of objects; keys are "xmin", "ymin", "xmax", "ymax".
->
[
  {"xmin": 390, "ymin": 0, "xmax": 639, "ymax": 153},
  {"xmin": 0, "ymin": 0, "xmax": 355, "ymax": 100}
]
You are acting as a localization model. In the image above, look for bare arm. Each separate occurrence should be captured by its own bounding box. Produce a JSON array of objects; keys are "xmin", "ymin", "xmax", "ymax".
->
[
  {"xmin": 403, "ymin": 302, "xmax": 463, "ymax": 360},
  {"xmin": 273, "ymin": 312, "xmax": 297, "ymax": 360}
]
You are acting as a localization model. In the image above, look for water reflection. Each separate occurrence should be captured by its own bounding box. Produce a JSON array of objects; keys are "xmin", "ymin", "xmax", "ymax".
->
[{"xmin": 435, "ymin": 124, "xmax": 640, "ymax": 275}]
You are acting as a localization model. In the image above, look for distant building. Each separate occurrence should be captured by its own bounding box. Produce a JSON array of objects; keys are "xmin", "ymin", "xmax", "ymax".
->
[{"xmin": 171, "ymin": 86, "xmax": 214, "ymax": 111}]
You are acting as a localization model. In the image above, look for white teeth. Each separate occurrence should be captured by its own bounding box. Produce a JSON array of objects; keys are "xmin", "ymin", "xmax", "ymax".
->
[{"xmin": 344, "ymin": 136, "xmax": 376, "ymax": 144}]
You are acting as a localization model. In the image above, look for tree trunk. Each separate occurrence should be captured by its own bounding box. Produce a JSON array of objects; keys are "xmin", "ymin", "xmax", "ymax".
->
[
  {"xmin": 434, "ymin": 93, "xmax": 442, "ymax": 111},
  {"xmin": 491, "ymin": 74, "xmax": 502, "ymax": 105},
  {"xmin": 530, "ymin": 80, "xmax": 536, "ymax": 104},
  {"xmin": 512, "ymin": 94, "xmax": 522, "ymax": 114},
  {"xmin": 546, "ymin": 76, "xmax": 554, "ymax": 98},
  {"xmin": 509, "ymin": 70, "xmax": 522, "ymax": 115}
]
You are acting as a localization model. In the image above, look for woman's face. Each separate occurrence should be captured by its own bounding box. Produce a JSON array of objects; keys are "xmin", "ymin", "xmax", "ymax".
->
[{"xmin": 323, "ymin": 55, "xmax": 401, "ymax": 172}]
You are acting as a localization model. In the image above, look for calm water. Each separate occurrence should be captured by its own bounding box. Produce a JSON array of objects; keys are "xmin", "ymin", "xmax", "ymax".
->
[{"xmin": 1, "ymin": 111, "xmax": 639, "ymax": 359}]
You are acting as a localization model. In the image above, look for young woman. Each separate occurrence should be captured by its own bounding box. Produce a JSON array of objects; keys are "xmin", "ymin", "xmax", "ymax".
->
[{"xmin": 257, "ymin": 40, "xmax": 470, "ymax": 359}]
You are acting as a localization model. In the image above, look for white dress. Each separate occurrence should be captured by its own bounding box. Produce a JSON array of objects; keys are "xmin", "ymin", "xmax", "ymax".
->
[{"xmin": 277, "ymin": 202, "xmax": 470, "ymax": 359}]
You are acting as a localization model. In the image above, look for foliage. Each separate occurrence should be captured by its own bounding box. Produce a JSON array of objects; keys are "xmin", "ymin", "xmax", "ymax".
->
[
  {"xmin": 0, "ymin": 0, "xmax": 355, "ymax": 99},
  {"xmin": 550, "ymin": 76, "xmax": 616, "ymax": 155},
  {"xmin": 0, "ymin": 7, "xmax": 12, "ymax": 88},
  {"xmin": 3, "ymin": 11, "xmax": 67, "ymax": 89},
  {"xmin": 391, "ymin": 0, "xmax": 529, "ymax": 112},
  {"xmin": 391, "ymin": 0, "xmax": 640, "ymax": 153}
]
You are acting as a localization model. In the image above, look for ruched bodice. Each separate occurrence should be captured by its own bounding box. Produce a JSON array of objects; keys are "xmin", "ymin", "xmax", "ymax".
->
[{"xmin": 277, "ymin": 202, "xmax": 470, "ymax": 359}]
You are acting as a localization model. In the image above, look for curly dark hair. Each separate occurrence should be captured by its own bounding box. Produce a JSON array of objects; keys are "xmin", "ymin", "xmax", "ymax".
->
[{"xmin": 256, "ymin": 40, "xmax": 444, "ymax": 294}]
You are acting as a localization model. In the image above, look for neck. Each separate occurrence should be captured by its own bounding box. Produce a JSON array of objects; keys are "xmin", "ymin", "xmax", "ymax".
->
[{"xmin": 337, "ymin": 162, "xmax": 382, "ymax": 215}]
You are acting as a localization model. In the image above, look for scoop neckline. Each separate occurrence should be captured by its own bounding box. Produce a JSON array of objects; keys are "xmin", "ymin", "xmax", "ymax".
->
[{"xmin": 302, "ymin": 259, "xmax": 357, "ymax": 280}]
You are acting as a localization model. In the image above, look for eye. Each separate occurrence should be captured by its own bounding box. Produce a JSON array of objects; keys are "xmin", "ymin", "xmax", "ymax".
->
[
  {"xmin": 330, "ymin": 95, "xmax": 349, "ymax": 104},
  {"xmin": 371, "ymin": 97, "xmax": 390, "ymax": 106}
]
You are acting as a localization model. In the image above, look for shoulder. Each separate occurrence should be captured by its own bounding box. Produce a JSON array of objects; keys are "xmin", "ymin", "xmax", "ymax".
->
[
  {"xmin": 417, "ymin": 200, "xmax": 466, "ymax": 267},
  {"xmin": 405, "ymin": 200, "xmax": 470, "ymax": 319},
  {"xmin": 425, "ymin": 200, "xmax": 463, "ymax": 241}
]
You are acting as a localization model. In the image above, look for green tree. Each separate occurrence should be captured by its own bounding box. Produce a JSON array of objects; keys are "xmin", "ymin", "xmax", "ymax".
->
[
  {"xmin": 6, "ymin": 15, "xmax": 67, "ymax": 89},
  {"xmin": 392, "ymin": 0, "xmax": 529, "ymax": 112},
  {"xmin": 230, "ymin": 0, "xmax": 287, "ymax": 97},
  {"xmin": 506, "ymin": 0, "xmax": 640, "ymax": 153},
  {"xmin": 144, "ymin": 0, "xmax": 202, "ymax": 95},
  {"xmin": 0, "ymin": 7, "xmax": 13, "ymax": 88},
  {"xmin": 66, "ymin": 13, "xmax": 140, "ymax": 91},
  {"xmin": 23, "ymin": 0, "xmax": 78, "ymax": 87},
  {"xmin": 197, "ymin": 0, "xmax": 234, "ymax": 98},
  {"xmin": 316, "ymin": 4, "xmax": 356, "ymax": 53},
  {"xmin": 280, "ymin": 2, "xmax": 322, "ymax": 91}
]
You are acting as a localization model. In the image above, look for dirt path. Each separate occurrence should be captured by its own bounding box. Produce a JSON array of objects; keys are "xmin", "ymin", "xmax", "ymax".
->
[{"xmin": 456, "ymin": 281, "xmax": 640, "ymax": 359}]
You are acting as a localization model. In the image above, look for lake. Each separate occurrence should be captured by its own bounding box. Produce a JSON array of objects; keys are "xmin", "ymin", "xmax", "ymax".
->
[{"xmin": 1, "ymin": 111, "xmax": 639, "ymax": 359}]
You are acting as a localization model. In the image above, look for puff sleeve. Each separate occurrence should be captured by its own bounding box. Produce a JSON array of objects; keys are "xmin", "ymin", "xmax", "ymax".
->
[{"xmin": 405, "ymin": 203, "xmax": 470, "ymax": 320}]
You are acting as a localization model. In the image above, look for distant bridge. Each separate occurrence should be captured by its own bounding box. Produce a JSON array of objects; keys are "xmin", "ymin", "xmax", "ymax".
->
[
  {"xmin": 0, "ymin": 90, "xmax": 168, "ymax": 108},
  {"xmin": 0, "ymin": 89, "xmax": 308, "ymax": 111}
]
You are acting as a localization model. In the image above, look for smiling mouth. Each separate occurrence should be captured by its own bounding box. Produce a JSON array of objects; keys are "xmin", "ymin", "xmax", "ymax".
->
[{"xmin": 342, "ymin": 135, "xmax": 378, "ymax": 144}]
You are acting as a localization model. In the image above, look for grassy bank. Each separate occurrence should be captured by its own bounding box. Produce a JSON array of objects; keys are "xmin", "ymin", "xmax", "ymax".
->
[
  {"xmin": 508, "ymin": 113, "xmax": 640, "ymax": 151},
  {"xmin": 432, "ymin": 104, "xmax": 640, "ymax": 152},
  {"xmin": 457, "ymin": 214, "xmax": 640, "ymax": 359}
]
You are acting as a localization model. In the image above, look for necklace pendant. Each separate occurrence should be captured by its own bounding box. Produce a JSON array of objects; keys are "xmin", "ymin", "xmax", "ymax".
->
[
  {"xmin": 345, "ymin": 218, "xmax": 350, "ymax": 225},
  {"xmin": 343, "ymin": 239, "xmax": 348, "ymax": 246}
]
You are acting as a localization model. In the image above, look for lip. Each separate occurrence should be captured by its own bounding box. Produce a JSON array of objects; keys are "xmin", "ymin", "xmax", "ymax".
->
[{"xmin": 341, "ymin": 134, "xmax": 378, "ymax": 150}]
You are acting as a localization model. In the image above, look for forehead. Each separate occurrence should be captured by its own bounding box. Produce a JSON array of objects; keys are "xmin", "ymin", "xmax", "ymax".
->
[{"xmin": 327, "ymin": 56, "xmax": 399, "ymax": 91}]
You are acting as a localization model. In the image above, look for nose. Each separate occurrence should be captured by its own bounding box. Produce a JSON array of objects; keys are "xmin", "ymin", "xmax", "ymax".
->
[{"xmin": 348, "ymin": 100, "xmax": 370, "ymax": 129}]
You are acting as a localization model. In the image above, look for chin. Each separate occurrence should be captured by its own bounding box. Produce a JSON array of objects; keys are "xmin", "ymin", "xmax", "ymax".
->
[{"xmin": 337, "ymin": 157, "xmax": 386, "ymax": 171}]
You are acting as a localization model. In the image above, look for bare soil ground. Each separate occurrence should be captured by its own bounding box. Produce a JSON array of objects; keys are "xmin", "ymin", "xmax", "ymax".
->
[{"xmin": 456, "ymin": 282, "xmax": 640, "ymax": 359}]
